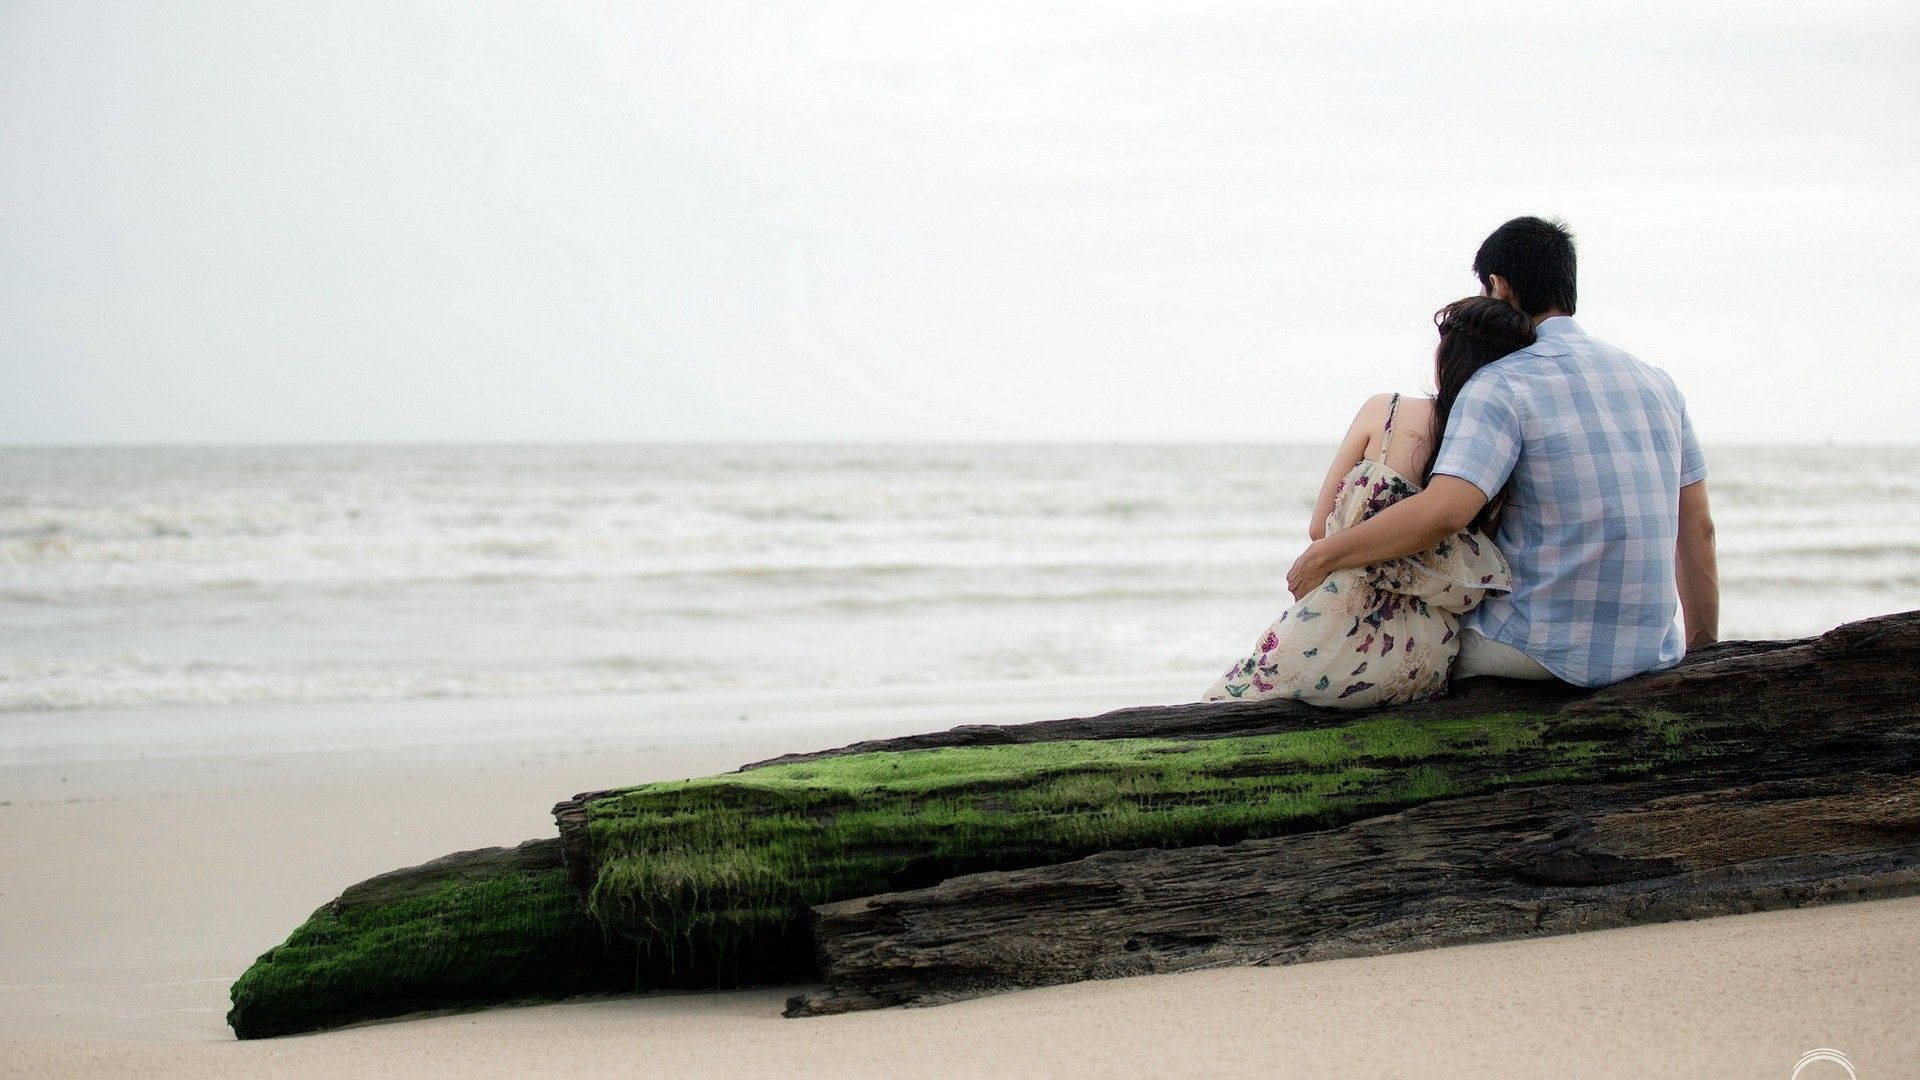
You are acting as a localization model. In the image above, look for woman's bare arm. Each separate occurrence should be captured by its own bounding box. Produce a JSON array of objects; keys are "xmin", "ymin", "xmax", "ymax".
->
[{"xmin": 1308, "ymin": 395, "xmax": 1387, "ymax": 541}]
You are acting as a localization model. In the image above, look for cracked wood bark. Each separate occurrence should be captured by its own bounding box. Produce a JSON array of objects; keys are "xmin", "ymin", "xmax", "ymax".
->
[{"xmin": 785, "ymin": 611, "xmax": 1920, "ymax": 1016}]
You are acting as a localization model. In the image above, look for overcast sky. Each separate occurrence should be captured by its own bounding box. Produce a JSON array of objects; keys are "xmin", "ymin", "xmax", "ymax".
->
[{"xmin": 4, "ymin": 1, "xmax": 1916, "ymax": 445}]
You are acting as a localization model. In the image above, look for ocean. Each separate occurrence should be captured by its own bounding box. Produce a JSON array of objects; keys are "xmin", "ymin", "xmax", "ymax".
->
[{"xmin": 2, "ymin": 442, "xmax": 1915, "ymax": 719}]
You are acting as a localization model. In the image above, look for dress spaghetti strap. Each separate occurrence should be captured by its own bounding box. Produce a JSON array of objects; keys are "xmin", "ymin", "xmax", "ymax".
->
[{"xmin": 1375, "ymin": 392, "xmax": 1401, "ymax": 463}]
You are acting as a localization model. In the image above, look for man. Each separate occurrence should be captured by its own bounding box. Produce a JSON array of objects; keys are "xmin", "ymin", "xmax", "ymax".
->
[{"xmin": 1285, "ymin": 216, "xmax": 1719, "ymax": 688}]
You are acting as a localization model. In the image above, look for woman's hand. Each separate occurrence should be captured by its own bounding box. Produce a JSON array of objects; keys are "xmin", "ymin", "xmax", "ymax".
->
[{"xmin": 1286, "ymin": 541, "xmax": 1337, "ymax": 600}]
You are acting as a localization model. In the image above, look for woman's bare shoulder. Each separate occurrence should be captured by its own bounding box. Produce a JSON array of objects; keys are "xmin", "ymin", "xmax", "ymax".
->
[
  {"xmin": 1348, "ymin": 392, "xmax": 1400, "ymax": 428},
  {"xmin": 1391, "ymin": 392, "xmax": 1436, "ymax": 416},
  {"xmin": 1354, "ymin": 392, "xmax": 1434, "ymax": 432}
]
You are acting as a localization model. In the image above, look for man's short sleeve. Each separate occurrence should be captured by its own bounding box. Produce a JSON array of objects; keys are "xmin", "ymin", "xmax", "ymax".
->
[
  {"xmin": 1678, "ymin": 399, "xmax": 1708, "ymax": 487},
  {"xmin": 1431, "ymin": 368, "xmax": 1522, "ymax": 502}
]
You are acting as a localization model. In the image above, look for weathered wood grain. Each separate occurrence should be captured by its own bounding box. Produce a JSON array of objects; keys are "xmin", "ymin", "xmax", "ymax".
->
[
  {"xmin": 789, "ymin": 770, "xmax": 1920, "ymax": 1016},
  {"xmin": 786, "ymin": 612, "xmax": 1920, "ymax": 1015}
]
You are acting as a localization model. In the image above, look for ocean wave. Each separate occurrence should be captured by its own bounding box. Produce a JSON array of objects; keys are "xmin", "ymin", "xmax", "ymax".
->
[
  {"xmin": 1725, "ymin": 542, "xmax": 1920, "ymax": 561},
  {"xmin": 3, "ymin": 442, "xmax": 1915, "ymax": 716},
  {"xmin": 0, "ymin": 649, "xmax": 1207, "ymax": 714},
  {"xmin": 0, "ymin": 547, "xmax": 1287, "ymax": 600},
  {"xmin": 815, "ymin": 583, "xmax": 1260, "ymax": 611},
  {"xmin": 1719, "ymin": 573, "xmax": 1920, "ymax": 592}
]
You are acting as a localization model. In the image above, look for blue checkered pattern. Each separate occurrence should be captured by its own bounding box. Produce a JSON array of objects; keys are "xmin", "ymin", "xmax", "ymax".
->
[{"xmin": 1430, "ymin": 317, "xmax": 1707, "ymax": 688}]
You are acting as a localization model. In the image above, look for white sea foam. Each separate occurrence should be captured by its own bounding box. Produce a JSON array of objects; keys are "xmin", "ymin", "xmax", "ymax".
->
[{"xmin": 1, "ymin": 442, "xmax": 1914, "ymax": 714}]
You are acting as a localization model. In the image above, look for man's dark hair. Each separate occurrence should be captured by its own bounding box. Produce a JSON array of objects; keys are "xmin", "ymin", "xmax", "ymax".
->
[{"xmin": 1472, "ymin": 216, "xmax": 1577, "ymax": 317}]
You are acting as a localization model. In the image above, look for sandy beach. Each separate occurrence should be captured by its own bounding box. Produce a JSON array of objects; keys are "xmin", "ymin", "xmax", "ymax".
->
[
  {"xmin": 1, "ymin": 682, "xmax": 1913, "ymax": 1079},
  {"xmin": 8, "ymin": 0, "xmax": 1920, "ymax": 1070}
]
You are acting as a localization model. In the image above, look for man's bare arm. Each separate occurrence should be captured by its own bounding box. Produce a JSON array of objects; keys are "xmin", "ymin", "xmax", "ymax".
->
[
  {"xmin": 1676, "ymin": 479, "xmax": 1719, "ymax": 651},
  {"xmin": 1286, "ymin": 475, "xmax": 1488, "ymax": 599}
]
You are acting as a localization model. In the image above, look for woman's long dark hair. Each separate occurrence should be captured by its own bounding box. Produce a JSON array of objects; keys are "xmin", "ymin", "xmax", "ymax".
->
[{"xmin": 1424, "ymin": 296, "xmax": 1537, "ymax": 534}]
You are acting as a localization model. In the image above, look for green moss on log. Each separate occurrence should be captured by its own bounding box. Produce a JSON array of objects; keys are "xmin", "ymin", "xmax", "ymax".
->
[
  {"xmin": 227, "ymin": 839, "xmax": 635, "ymax": 1039},
  {"xmin": 580, "ymin": 706, "xmax": 1754, "ymax": 980}
]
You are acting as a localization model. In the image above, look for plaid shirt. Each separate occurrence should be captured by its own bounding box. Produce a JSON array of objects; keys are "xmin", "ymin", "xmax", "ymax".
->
[{"xmin": 1431, "ymin": 317, "xmax": 1707, "ymax": 687}]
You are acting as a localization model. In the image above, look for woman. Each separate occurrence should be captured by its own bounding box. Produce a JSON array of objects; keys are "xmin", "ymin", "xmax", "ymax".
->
[{"xmin": 1202, "ymin": 297, "xmax": 1536, "ymax": 707}]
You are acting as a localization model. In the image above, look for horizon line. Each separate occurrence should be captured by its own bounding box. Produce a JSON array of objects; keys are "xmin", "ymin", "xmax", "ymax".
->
[{"xmin": 0, "ymin": 436, "xmax": 1901, "ymax": 451}]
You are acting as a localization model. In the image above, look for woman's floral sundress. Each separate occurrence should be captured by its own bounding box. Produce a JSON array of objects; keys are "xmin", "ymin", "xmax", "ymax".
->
[{"xmin": 1203, "ymin": 393, "xmax": 1513, "ymax": 709}]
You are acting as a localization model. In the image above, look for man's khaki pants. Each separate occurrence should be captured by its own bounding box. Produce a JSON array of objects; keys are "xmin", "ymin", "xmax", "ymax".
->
[{"xmin": 1453, "ymin": 629, "xmax": 1556, "ymax": 681}]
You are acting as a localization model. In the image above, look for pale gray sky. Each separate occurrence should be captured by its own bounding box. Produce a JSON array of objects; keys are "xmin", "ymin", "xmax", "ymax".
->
[{"xmin": 4, "ymin": 1, "xmax": 1916, "ymax": 445}]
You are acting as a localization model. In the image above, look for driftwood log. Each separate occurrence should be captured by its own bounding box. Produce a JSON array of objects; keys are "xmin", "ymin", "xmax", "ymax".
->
[
  {"xmin": 229, "ymin": 610, "xmax": 1920, "ymax": 1037},
  {"xmin": 786, "ymin": 612, "xmax": 1920, "ymax": 1015}
]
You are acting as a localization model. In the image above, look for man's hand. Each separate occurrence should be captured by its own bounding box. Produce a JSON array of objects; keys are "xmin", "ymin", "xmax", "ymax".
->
[{"xmin": 1287, "ymin": 541, "xmax": 1336, "ymax": 600}]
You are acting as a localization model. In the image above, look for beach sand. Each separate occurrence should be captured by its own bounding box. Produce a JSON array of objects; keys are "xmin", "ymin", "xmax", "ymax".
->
[{"xmin": 2, "ymin": 686, "xmax": 1914, "ymax": 1078}]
